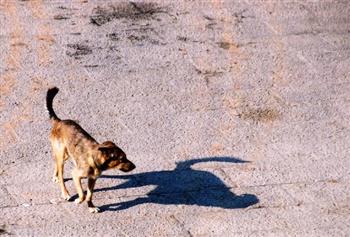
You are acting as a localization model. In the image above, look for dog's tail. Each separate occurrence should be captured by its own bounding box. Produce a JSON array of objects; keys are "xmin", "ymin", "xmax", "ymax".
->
[{"xmin": 46, "ymin": 87, "xmax": 60, "ymax": 121}]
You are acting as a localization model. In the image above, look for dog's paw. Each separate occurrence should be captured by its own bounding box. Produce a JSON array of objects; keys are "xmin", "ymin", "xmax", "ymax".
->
[
  {"xmin": 89, "ymin": 207, "xmax": 100, "ymax": 213},
  {"xmin": 52, "ymin": 176, "xmax": 59, "ymax": 183},
  {"xmin": 74, "ymin": 197, "xmax": 85, "ymax": 204},
  {"xmin": 62, "ymin": 194, "xmax": 72, "ymax": 201}
]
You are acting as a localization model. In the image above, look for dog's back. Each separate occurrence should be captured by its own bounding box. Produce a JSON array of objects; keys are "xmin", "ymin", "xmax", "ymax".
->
[{"xmin": 46, "ymin": 88, "xmax": 98, "ymax": 162}]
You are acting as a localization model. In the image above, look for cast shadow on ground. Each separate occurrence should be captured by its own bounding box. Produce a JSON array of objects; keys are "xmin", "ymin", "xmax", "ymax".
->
[{"xmin": 96, "ymin": 156, "xmax": 259, "ymax": 212}]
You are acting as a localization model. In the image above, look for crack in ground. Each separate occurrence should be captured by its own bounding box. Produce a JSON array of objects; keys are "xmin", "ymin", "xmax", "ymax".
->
[{"xmin": 169, "ymin": 214, "xmax": 193, "ymax": 237}]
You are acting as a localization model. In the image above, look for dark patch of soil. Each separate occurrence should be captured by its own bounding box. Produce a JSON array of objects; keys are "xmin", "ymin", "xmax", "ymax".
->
[
  {"xmin": 238, "ymin": 108, "xmax": 280, "ymax": 122},
  {"xmin": 66, "ymin": 43, "xmax": 92, "ymax": 57},
  {"xmin": 84, "ymin": 65, "xmax": 99, "ymax": 68},
  {"xmin": 177, "ymin": 36, "xmax": 188, "ymax": 42},
  {"xmin": 107, "ymin": 26, "xmax": 163, "ymax": 46},
  {"xmin": 107, "ymin": 33, "xmax": 120, "ymax": 41},
  {"xmin": 53, "ymin": 14, "xmax": 70, "ymax": 20},
  {"xmin": 90, "ymin": 2, "xmax": 166, "ymax": 26},
  {"xmin": 217, "ymin": 41, "xmax": 233, "ymax": 50},
  {"xmin": 0, "ymin": 225, "xmax": 10, "ymax": 235},
  {"xmin": 127, "ymin": 34, "xmax": 147, "ymax": 42}
]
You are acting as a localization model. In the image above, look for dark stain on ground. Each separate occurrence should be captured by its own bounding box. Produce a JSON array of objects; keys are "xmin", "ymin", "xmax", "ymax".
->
[
  {"xmin": 58, "ymin": 6, "xmax": 68, "ymax": 10},
  {"xmin": 108, "ymin": 45, "xmax": 120, "ymax": 52},
  {"xmin": 128, "ymin": 34, "xmax": 163, "ymax": 45},
  {"xmin": 238, "ymin": 108, "xmax": 280, "ymax": 122},
  {"xmin": 217, "ymin": 41, "xmax": 254, "ymax": 50},
  {"xmin": 201, "ymin": 71, "xmax": 224, "ymax": 86},
  {"xmin": 90, "ymin": 2, "xmax": 166, "ymax": 26},
  {"xmin": 233, "ymin": 9, "xmax": 255, "ymax": 24},
  {"xmin": 107, "ymin": 33, "xmax": 120, "ymax": 41},
  {"xmin": 128, "ymin": 34, "xmax": 147, "ymax": 42},
  {"xmin": 203, "ymin": 15, "xmax": 217, "ymax": 30},
  {"xmin": 66, "ymin": 43, "xmax": 92, "ymax": 57},
  {"xmin": 196, "ymin": 68, "xmax": 223, "ymax": 77},
  {"xmin": 54, "ymin": 14, "xmax": 70, "ymax": 20},
  {"xmin": 11, "ymin": 42, "xmax": 27, "ymax": 47},
  {"xmin": 217, "ymin": 41, "xmax": 233, "ymax": 50},
  {"xmin": 0, "ymin": 225, "xmax": 10, "ymax": 235},
  {"xmin": 107, "ymin": 26, "xmax": 163, "ymax": 46},
  {"xmin": 84, "ymin": 65, "xmax": 99, "ymax": 68},
  {"xmin": 193, "ymin": 67, "xmax": 224, "ymax": 86},
  {"xmin": 177, "ymin": 36, "xmax": 188, "ymax": 42},
  {"xmin": 176, "ymin": 36, "xmax": 205, "ymax": 44},
  {"xmin": 203, "ymin": 15, "xmax": 214, "ymax": 21},
  {"xmin": 206, "ymin": 22, "xmax": 217, "ymax": 30}
]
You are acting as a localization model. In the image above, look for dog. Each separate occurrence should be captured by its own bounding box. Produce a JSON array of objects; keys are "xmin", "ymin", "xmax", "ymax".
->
[{"xmin": 46, "ymin": 87, "xmax": 135, "ymax": 213}]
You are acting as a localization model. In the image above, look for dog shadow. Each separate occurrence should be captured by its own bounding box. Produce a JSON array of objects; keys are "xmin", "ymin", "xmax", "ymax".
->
[{"xmin": 96, "ymin": 156, "xmax": 259, "ymax": 211}]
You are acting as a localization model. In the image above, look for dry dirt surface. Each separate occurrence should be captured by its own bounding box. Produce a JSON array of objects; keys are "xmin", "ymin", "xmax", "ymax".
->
[{"xmin": 0, "ymin": 0, "xmax": 349, "ymax": 236}]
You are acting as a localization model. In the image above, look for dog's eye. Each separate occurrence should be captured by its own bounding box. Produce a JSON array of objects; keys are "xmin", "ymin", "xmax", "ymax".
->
[{"xmin": 110, "ymin": 154, "xmax": 115, "ymax": 158}]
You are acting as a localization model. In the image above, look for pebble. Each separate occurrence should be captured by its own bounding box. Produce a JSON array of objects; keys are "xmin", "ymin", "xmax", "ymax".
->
[{"xmin": 49, "ymin": 199, "xmax": 58, "ymax": 204}]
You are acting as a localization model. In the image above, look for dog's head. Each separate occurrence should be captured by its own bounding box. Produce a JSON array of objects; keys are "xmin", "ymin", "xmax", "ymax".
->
[{"xmin": 97, "ymin": 141, "xmax": 135, "ymax": 172}]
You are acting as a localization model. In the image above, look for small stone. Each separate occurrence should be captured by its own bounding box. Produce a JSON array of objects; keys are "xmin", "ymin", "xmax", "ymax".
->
[{"xmin": 49, "ymin": 199, "xmax": 58, "ymax": 204}]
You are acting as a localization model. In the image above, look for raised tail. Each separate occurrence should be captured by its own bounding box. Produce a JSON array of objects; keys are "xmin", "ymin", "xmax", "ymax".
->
[{"xmin": 46, "ymin": 87, "xmax": 60, "ymax": 120}]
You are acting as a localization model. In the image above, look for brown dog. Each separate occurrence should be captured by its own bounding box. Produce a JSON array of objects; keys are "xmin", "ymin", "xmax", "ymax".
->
[{"xmin": 46, "ymin": 87, "xmax": 135, "ymax": 213}]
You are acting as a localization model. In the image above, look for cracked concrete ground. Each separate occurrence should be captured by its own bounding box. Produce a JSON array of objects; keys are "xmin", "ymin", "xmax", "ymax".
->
[{"xmin": 0, "ymin": 0, "xmax": 349, "ymax": 236}]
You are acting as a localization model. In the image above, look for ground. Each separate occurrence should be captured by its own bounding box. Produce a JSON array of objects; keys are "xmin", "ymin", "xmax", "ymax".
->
[{"xmin": 0, "ymin": 0, "xmax": 349, "ymax": 236}]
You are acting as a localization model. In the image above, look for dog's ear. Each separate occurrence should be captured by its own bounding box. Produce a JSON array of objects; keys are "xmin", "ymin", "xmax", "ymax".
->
[
  {"xmin": 101, "ymin": 141, "xmax": 116, "ymax": 147},
  {"xmin": 98, "ymin": 141, "xmax": 117, "ymax": 154},
  {"xmin": 98, "ymin": 146, "xmax": 112, "ymax": 155}
]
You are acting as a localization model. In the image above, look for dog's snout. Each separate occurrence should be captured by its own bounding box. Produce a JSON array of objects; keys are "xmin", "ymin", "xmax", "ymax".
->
[
  {"xmin": 129, "ymin": 162, "xmax": 136, "ymax": 170},
  {"xmin": 120, "ymin": 161, "xmax": 135, "ymax": 172}
]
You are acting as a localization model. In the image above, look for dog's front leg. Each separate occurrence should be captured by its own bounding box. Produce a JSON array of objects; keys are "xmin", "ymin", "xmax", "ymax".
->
[
  {"xmin": 72, "ymin": 168, "xmax": 85, "ymax": 204},
  {"xmin": 87, "ymin": 177, "xmax": 100, "ymax": 213}
]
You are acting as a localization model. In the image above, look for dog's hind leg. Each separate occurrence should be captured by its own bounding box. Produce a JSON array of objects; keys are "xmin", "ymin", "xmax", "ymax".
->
[
  {"xmin": 52, "ymin": 162, "xmax": 58, "ymax": 183},
  {"xmin": 51, "ymin": 141, "xmax": 59, "ymax": 183},
  {"xmin": 54, "ymin": 145, "xmax": 71, "ymax": 201}
]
